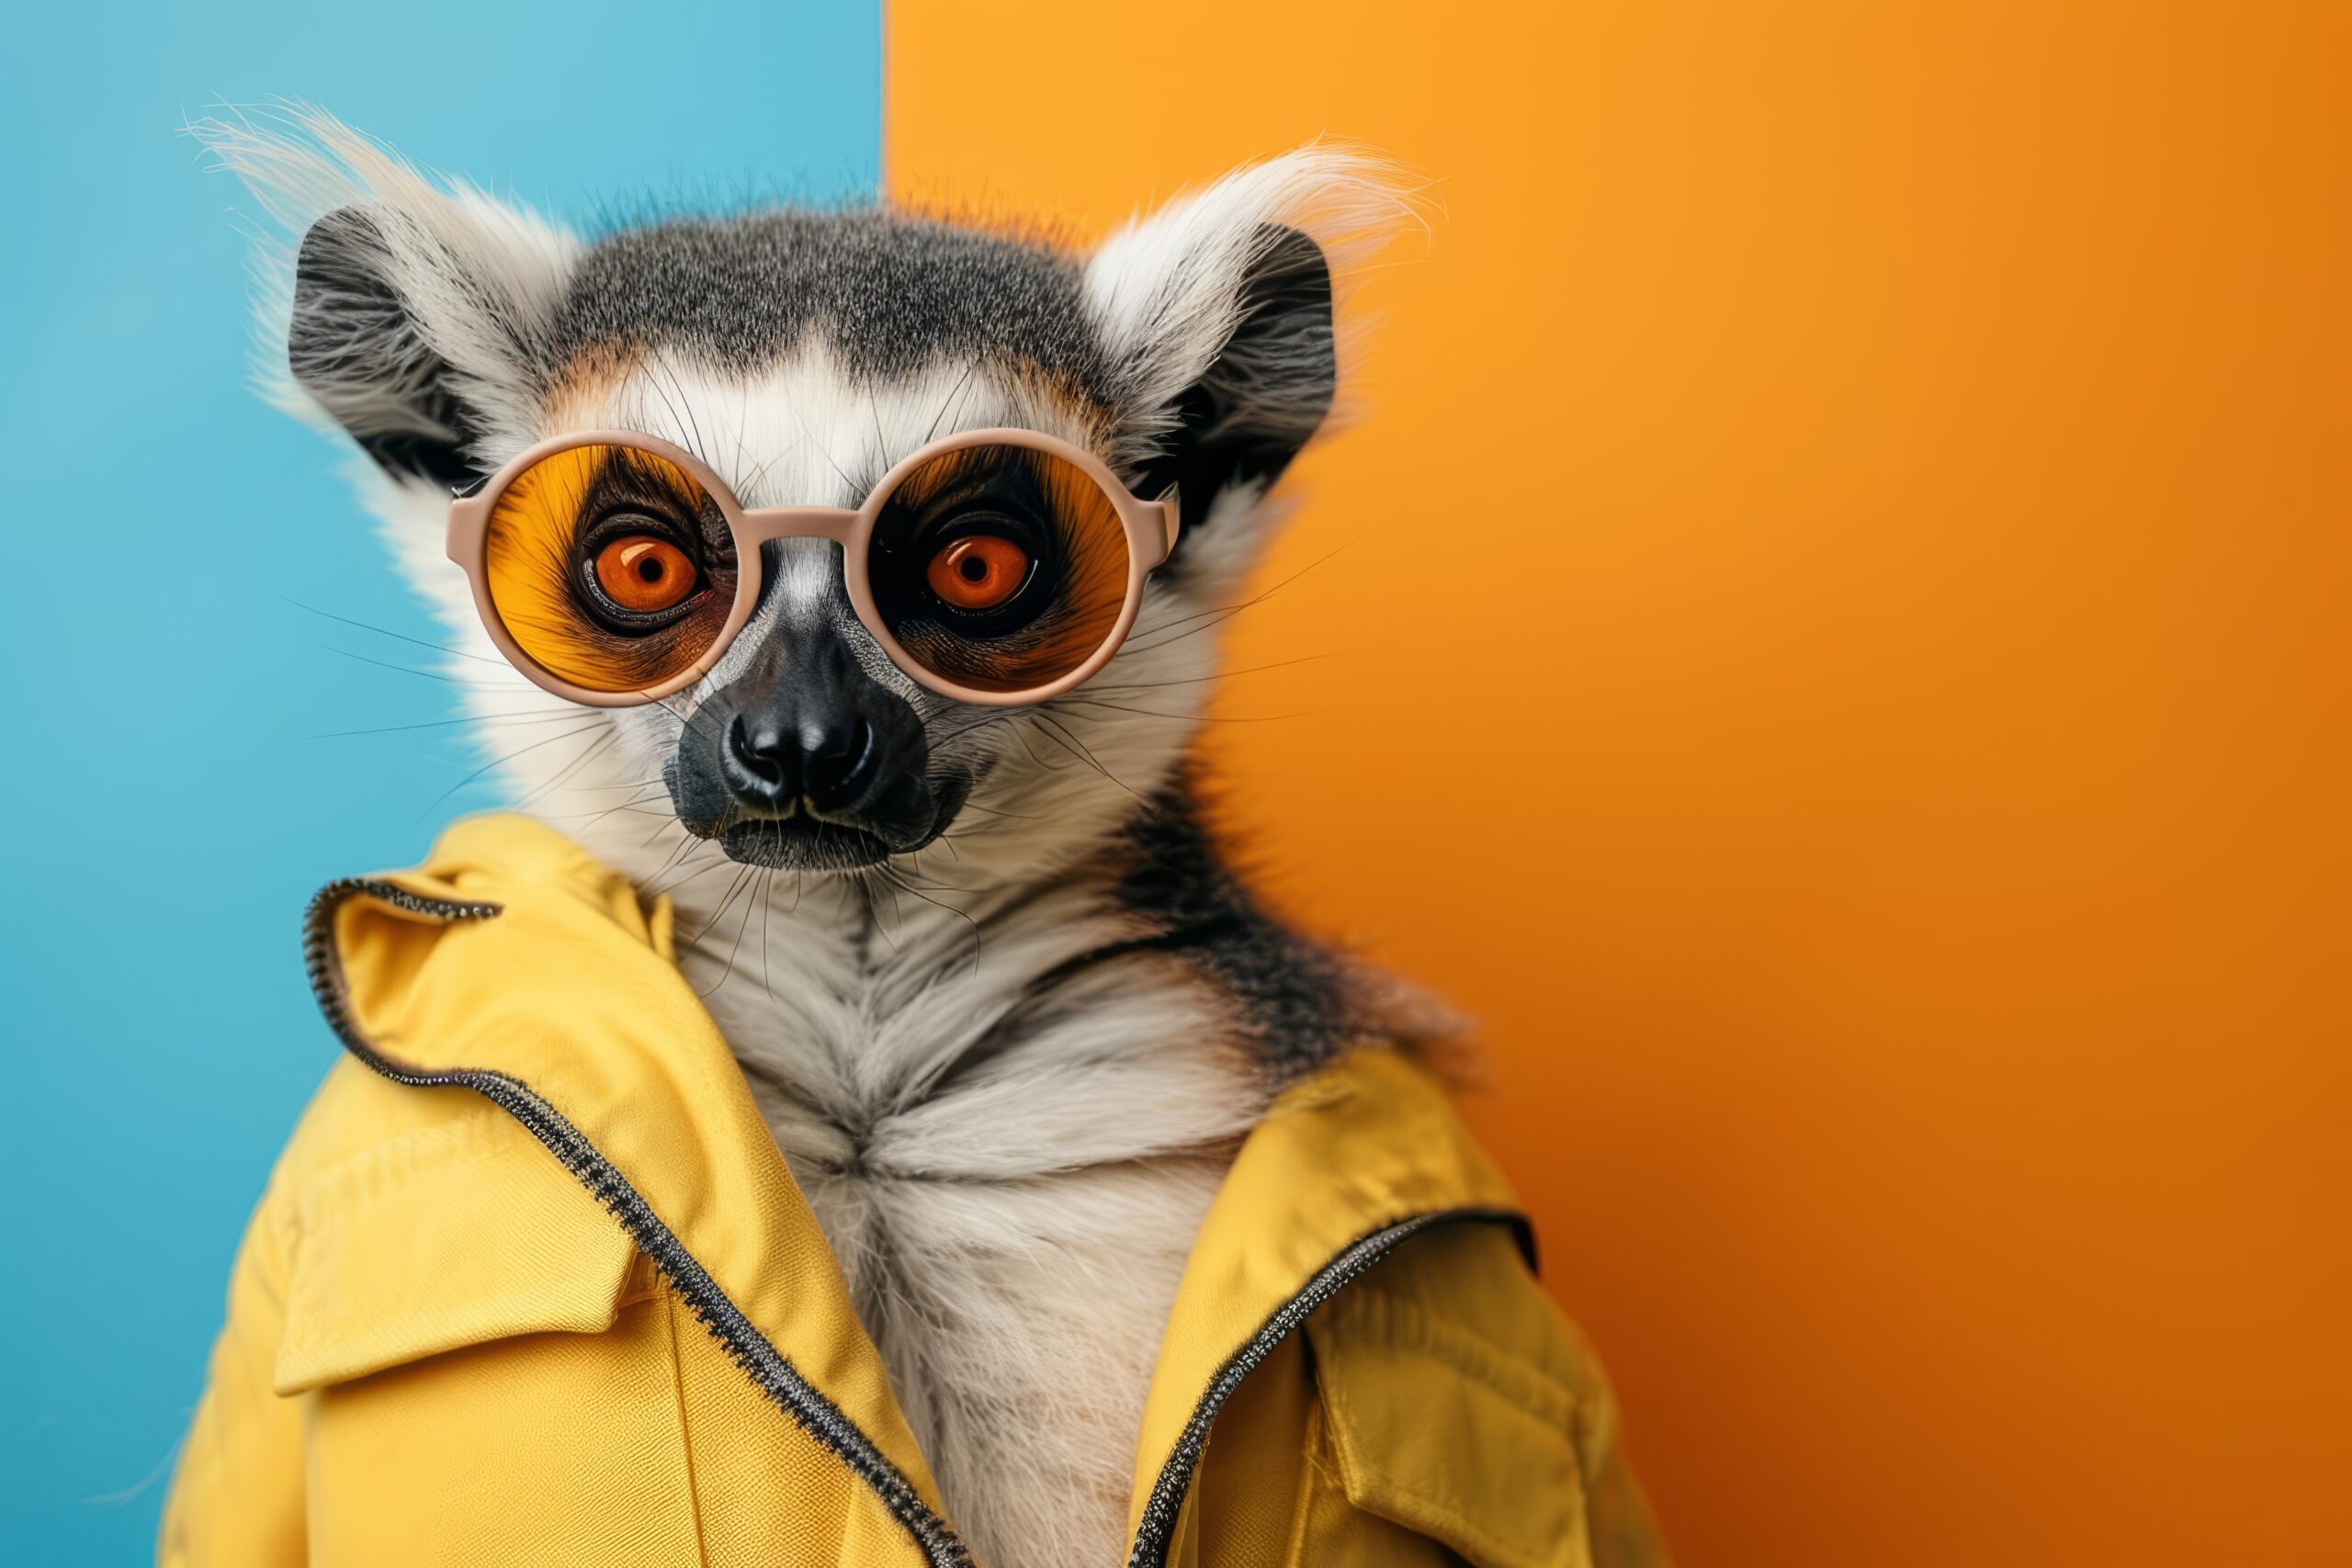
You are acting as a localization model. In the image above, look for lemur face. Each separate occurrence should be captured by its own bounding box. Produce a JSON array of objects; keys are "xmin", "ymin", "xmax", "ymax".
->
[{"xmin": 213, "ymin": 116, "xmax": 1401, "ymax": 887}]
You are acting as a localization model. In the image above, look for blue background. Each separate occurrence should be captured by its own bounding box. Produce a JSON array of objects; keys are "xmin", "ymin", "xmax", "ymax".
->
[{"xmin": 0, "ymin": 7, "xmax": 879, "ymax": 1558}]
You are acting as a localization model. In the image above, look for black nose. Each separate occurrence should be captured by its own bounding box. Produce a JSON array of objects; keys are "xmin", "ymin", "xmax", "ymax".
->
[{"xmin": 723, "ymin": 711, "xmax": 879, "ymax": 814}]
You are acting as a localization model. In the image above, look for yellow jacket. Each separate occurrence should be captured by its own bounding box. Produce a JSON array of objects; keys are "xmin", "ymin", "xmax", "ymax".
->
[{"xmin": 164, "ymin": 815, "xmax": 1667, "ymax": 1567}]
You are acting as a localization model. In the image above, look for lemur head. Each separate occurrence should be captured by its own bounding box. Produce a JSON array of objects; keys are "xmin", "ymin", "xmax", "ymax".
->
[{"xmin": 207, "ymin": 113, "xmax": 1408, "ymax": 893}]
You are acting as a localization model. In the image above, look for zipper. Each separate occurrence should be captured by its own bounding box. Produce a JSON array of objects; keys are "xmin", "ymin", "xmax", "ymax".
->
[
  {"xmin": 301, "ymin": 878, "xmax": 973, "ymax": 1568},
  {"xmin": 1122, "ymin": 1204, "xmax": 1525, "ymax": 1568}
]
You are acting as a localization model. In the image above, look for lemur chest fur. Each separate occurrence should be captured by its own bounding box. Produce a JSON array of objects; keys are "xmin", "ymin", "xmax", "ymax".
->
[{"xmin": 676, "ymin": 874, "xmax": 1272, "ymax": 1568}]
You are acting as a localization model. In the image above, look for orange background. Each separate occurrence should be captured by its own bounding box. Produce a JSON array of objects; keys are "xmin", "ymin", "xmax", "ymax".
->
[{"xmin": 890, "ymin": 5, "xmax": 2349, "ymax": 1563}]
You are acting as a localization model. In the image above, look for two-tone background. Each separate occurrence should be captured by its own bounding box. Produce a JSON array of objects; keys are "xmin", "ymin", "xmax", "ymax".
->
[{"xmin": 5, "ymin": 3, "xmax": 2345, "ymax": 1562}]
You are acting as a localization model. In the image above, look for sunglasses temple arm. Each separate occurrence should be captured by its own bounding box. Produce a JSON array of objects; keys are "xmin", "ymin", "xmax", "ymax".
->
[
  {"xmin": 1153, "ymin": 488, "xmax": 1182, "ymax": 564},
  {"xmin": 446, "ymin": 494, "xmax": 491, "ymax": 566}
]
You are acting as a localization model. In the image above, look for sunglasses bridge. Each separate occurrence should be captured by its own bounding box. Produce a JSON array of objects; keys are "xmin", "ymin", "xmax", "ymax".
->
[{"xmin": 731, "ymin": 506, "xmax": 863, "ymax": 547}]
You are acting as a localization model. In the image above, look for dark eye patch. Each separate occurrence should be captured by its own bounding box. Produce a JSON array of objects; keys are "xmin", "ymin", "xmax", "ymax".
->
[
  {"xmin": 863, "ymin": 442, "xmax": 1134, "ymax": 693},
  {"xmin": 577, "ymin": 446, "xmax": 734, "ymax": 562}
]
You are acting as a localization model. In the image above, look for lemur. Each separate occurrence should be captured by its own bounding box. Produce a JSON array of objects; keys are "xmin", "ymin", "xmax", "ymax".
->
[{"xmin": 204, "ymin": 113, "xmax": 1438, "ymax": 1568}]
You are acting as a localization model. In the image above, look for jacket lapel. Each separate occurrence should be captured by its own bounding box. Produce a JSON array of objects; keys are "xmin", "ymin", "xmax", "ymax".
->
[
  {"xmin": 1124, "ymin": 1047, "xmax": 1532, "ymax": 1556},
  {"xmin": 319, "ymin": 814, "xmax": 953, "ymax": 1537}
]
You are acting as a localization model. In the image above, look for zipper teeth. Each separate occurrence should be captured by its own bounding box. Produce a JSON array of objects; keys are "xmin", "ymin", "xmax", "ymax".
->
[
  {"xmin": 1123, "ymin": 1204, "xmax": 1520, "ymax": 1568},
  {"xmin": 301, "ymin": 878, "xmax": 972, "ymax": 1568}
]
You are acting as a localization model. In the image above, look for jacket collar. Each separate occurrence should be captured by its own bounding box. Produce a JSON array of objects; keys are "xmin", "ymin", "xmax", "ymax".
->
[{"xmin": 316, "ymin": 814, "xmax": 1526, "ymax": 1556}]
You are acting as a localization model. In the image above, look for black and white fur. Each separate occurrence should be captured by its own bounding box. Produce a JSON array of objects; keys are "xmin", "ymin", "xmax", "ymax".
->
[{"xmin": 203, "ymin": 110, "xmax": 1437, "ymax": 1568}]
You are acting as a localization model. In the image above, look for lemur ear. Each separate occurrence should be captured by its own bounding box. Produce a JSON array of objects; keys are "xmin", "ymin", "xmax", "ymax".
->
[
  {"xmin": 1115, "ymin": 224, "xmax": 1333, "ymax": 540},
  {"xmin": 1084, "ymin": 149, "xmax": 1415, "ymax": 570},
  {"xmin": 195, "ymin": 108, "xmax": 577, "ymax": 489},
  {"xmin": 288, "ymin": 207, "xmax": 490, "ymax": 489}
]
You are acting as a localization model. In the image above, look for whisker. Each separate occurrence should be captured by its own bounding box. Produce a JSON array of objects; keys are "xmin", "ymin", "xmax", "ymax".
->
[
  {"xmin": 760, "ymin": 866, "xmax": 781, "ymax": 1010},
  {"xmin": 306, "ymin": 707, "xmax": 584, "ymax": 739},
  {"xmin": 876, "ymin": 865, "xmax": 984, "ymax": 976},
  {"xmin": 1057, "ymin": 699, "xmax": 1306, "ymax": 724},
  {"xmin": 409, "ymin": 720, "xmax": 604, "ymax": 829},
  {"xmin": 1032, "ymin": 712, "xmax": 1145, "ymax": 800},
  {"xmin": 943, "ymin": 796, "xmax": 1041, "ymax": 821},
  {"xmin": 650, "ymin": 851, "xmax": 741, "ymax": 906},
  {"xmin": 644, "ymin": 829, "xmax": 712, "ymax": 887},
  {"xmin": 320, "ymin": 645, "xmax": 537, "ymax": 690},
  {"xmin": 923, "ymin": 361, "xmax": 982, "ymax": 445},
  {"xmin": 1082, "ymin": 652, "xmax": 1332, "ymax": 694},
  {"xmin": 683, "ymin": 864, "xmax": 757, "ymax": 952},
  {"xmin": 694, "ymin": 868, "xmax": 767, "ymax": 998},
  {"xmin": 1120, "ymin": 540, "xmax": 1357, "ymax": 657},
  {"xmin": 280, "ymin": 596, "xmax": 510, "ymax": 664},
  {"xmin": 508, "ymin": 727, "xmax": 622, "ymax": 813}
]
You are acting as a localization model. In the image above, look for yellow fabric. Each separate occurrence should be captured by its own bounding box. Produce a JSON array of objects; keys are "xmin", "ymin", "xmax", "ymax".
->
[{"xmin": 162, "ymin": 813, "xmax": 1667, "ymax": 1567}]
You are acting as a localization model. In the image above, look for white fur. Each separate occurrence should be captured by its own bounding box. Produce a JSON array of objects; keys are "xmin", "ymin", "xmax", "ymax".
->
[
  {"xmin": 681, "ymin": 858, "xmax": 1261, "ymax": 1568},
  {"xmin": 205, "ymin": 112, "xmax": 1416, "ymax": 1568}
]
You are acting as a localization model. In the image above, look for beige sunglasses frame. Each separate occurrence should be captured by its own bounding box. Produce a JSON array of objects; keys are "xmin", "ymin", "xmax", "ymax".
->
[{"xmin": 447, "ymin": 426, "xmax": 1179, "ymax": 708}]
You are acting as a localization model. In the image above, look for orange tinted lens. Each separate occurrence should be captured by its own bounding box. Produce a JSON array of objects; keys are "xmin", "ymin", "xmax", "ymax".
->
[
  {"xmin": 869, "ymin": 443, "xmax": 1132, "ymax": 694},
  {"xmin": 482, "ymin": 444, "xmax": 739, "ymax": 694}
]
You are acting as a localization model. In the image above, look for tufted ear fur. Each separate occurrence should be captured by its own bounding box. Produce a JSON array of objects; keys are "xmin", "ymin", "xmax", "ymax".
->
[
  {"xmin": 193, "ymin": 107, "xmax": 578, "ymax": 489},
  {"xmin": 1084, "ymin": 149, "xmax": 1419, "ymax": 571}
]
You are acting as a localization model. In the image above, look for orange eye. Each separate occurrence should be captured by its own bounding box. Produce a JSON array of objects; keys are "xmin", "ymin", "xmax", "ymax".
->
[
  {"xmin": 926, "ymin": 535, "xmax": 1030, "ymax": 611},
  {"xmin": 594, "ymin": 536, "xmax": 698, "ymax": 614}
]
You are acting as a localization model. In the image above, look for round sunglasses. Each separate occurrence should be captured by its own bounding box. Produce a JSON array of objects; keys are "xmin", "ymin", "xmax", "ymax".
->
[{"xmin": 447, "ymin": 427, "xmax": 1180, "ymax": 708}]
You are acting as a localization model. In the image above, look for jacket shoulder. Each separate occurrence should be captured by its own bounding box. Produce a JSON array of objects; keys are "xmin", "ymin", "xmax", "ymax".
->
[
  {"xmin": 229, "ymin": 1055, "xmax": 639, "ymax": 1396},
  {"xmin": 1329, "ymin": 1221, "xmax": 1620, "ymax": 1472},
  {"xmin": 1301, "ymin": 1220, "xmax": 1672, "ymax": 1568},
  {"xmin": 270, "ymin": 1054, "xmax": 509, "ymax": 1193}
]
